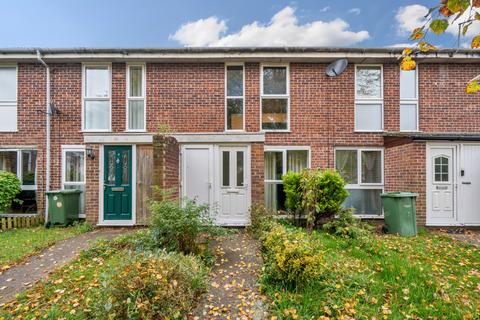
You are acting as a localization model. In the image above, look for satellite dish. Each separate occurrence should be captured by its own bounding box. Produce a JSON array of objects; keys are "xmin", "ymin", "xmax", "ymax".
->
[{"xmin": 325, "ymin": 58, "xmax": 348, "ymax": 77}]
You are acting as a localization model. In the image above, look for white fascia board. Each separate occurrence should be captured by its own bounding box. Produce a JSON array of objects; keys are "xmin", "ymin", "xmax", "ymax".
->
[{"xmin": 84, "ymin": 133, "xmax": 153, "ymax": 144}]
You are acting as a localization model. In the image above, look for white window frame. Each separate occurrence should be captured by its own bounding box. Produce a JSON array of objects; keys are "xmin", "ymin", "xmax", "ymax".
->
[
  {"xmin": 334, "ymin": 147, "xmax": 384, "ymax": 218},
  {"xmin": 399, "ymin": 66, "xmax": 419, "ymax": 132},
  {"xmin": 82, "ymin": 63, "xmax": 112, "ymax": 132},
  {"xmin": 0, "ymin": 64, "xmax": 18, "ymax": 132},
  {"xmin": 354, "ymin": 64, "xmax": 384, "ymax": 132},
  {"xmin": 225, "ymin": 63, "xmax": 245, "ymax": 132},
  {"xmin": 0, "ymin": 148, "xmax": 37, "ymax": 191},
  {"xmin": 260, "ymin": 63, "xmax": 290, "ymax": 132},
  {"xmin": 61, "ymin": 145, "xmax": 86, "ymax": 218},
  {"xmin": 126, "ymin": 63, "xmax": 147, "ymax": 132}
]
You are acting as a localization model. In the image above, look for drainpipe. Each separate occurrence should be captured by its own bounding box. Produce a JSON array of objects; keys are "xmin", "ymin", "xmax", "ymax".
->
[{"xmin": 36, "ymin": 50, "xmax": 51, "ymax": 222}]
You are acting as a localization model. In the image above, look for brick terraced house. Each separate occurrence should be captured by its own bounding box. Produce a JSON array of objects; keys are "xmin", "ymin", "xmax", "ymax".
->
[{"xmin": 0, "ymin": 47, "xmax": 479, "ymax": 227}]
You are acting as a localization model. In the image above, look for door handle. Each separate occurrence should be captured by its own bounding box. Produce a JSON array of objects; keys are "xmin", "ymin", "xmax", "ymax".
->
[{"xmin": 462, "ymin": 181, "xmax": 472, "ymax": 185}]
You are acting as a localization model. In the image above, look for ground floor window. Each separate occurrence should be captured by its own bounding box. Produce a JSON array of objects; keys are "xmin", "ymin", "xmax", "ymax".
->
[
  {"xmin": 62, "ymin": 146, "xmax": 86, "ymax": 217},
  {"xmin": 264, "ymin": 147, "xmax": 309, "ymax": 212},
  {"xmin": 335, "ymin": 148, "xmax": 383, "ymax": 216},
  {"xmin": 0, "ymin": 149, "xmax": 37, "ymax": 213}
]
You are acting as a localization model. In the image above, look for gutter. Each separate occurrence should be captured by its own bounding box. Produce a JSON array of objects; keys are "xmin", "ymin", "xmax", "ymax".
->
[{"xmin": 36, "ymin": 50, "xmax": 51, "ymax": 222}]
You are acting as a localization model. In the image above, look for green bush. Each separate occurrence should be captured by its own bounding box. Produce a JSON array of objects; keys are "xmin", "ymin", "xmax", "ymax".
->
[
  {"xmin": 0, "ymin": 171, "xmax": 22, "ymax": 212},
  {"xmin": 246, "ymin": 203, "xmax": 274, "ymax": 239},
  {"xmin": 91, "ymin": 251, "xmax": 207, "ymax": 320},
  {"xmin": 282, "ymin": 171, "xmax": 303, "ymax": 217},
  {"xmin": 149, "ymin": 194, "xmax": 220, "ymax": 254},
  {"xmin": 322, "ymin": 208, "xmax": 373, "ymax": 239},
  {"xmin": 261, "ymin": 222, "xmax": 326, "ymax": 285}
]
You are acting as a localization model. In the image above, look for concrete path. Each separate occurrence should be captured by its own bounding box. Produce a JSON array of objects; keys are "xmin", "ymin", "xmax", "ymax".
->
[
  {"xmin": 192, "ymin": 231, "xmax": 267, "ymax": 320},
  {"xmin": 0, "ymin": 228, "xmax": 131, "ymax": 304},
  {"xmin": 444, "ymin": 230, "xmax": 480, "ymax": 247}
]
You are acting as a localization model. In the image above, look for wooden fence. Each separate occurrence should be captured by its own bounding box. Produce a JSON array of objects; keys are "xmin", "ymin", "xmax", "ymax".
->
[{"xmin": 0, "ymin": 215, "xmax": 44, "ymax": 231}]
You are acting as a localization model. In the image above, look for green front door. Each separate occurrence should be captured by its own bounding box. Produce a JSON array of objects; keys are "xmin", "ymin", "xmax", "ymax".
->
[{"xmin": 104, "ymin": 145, "xmax": 132, "ymax": 220}]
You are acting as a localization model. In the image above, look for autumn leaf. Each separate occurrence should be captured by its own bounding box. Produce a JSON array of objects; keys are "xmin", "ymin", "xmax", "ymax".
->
[
  {"xmin": 473, "ymin": 0, "xmax": 480, "ymax": 7},
  {"xmin": 439, "ymin": 5, "xmax": 454, "ymax": 17},
  {"xmin": 430, "ymin": 19, "xmax": 449, "ymax": 34},
  {"xmin": 402, "ymin": 48, "xmax": 413, "ymax": 56},
  {"xmin": 400, "ymin": 56, "xmax": 416, "ymax": 71},
  {"xmin": 471, "ymin": 35, "xmax": 480, "ymax": 48},
  {"xmin": 466, "ymin": 80, "xmax": 480, "ymax": 93},
  {"xmin": 410, "ymin": 27, "xmax": 425, "ymax": 40},
  {"xmin": 418, "ymin": 41, "xmax": 437, "ymax": 52},
  {"xmin": 447, "ymin": 0, "xmax": 470, "ymax": 13}
]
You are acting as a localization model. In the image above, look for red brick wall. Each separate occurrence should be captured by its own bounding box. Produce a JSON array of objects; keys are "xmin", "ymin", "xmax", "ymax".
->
[
  {"xmin": 85, "ymin": 144, "xmax": 100, "ymax": 224},
  {"xmin": 250, "ymin": 143, "xmax": 264, "ymax": 204},
  {"xmin": 384, "ymin": 142, "xmax": 427, "ymax": 225},
  {"xmin": 152, "ymin": 135, "xmax": 179, "ymax": 199}
]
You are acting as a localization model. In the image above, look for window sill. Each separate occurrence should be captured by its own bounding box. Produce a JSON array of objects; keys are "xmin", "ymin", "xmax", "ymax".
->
[
  {"xmin": 261, "ymin": 130, "xmax": 291, "ymax": 133},
  {"xmin": 0, "ymin": 130, "xmax": 18, "ymax": 133},
  {"xmin": 354, "ymin": 130, "xmax": 384, "ymax": 133},
  {"xmin": 81, "ymin": 130, "xmax": 112, "ymax": 133}
]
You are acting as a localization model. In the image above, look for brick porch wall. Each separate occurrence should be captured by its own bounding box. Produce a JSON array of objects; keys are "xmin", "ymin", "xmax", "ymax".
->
[
  {"xmin": 384, "ymin": 142, "xmax": 427, "ymax": 225},
  {"xmin": 152, "ymin": 135, "xmax": 180, "ymax": 200}
]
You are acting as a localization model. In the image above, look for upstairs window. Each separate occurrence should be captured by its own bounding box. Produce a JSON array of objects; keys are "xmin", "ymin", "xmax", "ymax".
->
[
  {"xmin": 226, "ymin": 65, "xmax": 244, "ymax": 131},
  {"xmin": 0, "ymin": 66, "xmax": 17, "ymax": 131},
  {"xmin": 83, "ymin": 65, "xmax": 111, "ymax": 131},
  {"xmin": 400, "ymin": 68, "xmax": 418, "ymax": 131},
  {"xmin": 355, "ymin": 65, "xmax": 383, "ymax": 132},
  {"xmin": 261, "ymin": 65, "xmax": 289, "ymax": 130},
  {"xmin": 127, "ymin": 64, "xmax": 146, "ymax": 131}
]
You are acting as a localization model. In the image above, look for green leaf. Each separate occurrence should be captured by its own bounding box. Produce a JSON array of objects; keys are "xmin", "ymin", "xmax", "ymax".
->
[
  {"xmin": 462, "ymin": 22, "xmax": 473, "ymax": 35},
  {"xmin": 447, "ymin": 0, "xmax": 470, "ymax": 13},
  {"xmin": 430, "ymin": 19, "xmax": 449, "ymax": 34}
]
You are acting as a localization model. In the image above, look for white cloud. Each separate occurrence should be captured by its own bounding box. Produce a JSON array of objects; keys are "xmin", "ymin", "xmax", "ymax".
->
[
  {"xmin": 170, "ymin": 6, "xmax": 370, "ymax": 47},
  {"xmin": 320, "ymin": 6, "xmax": 331, "ymax": 13},
  {"xmin": 445, "ymin": 10, "xmax": 480, "ymax": 38},
  {"xmin": 348, "ymin": 8, "xmax": 361, "ymax": 15},
  {"xmin": 169, "ymin": 17, "xmax": 227, "ymax": 47},
  {"xmin": 386, "ymin": 43, "xmax": 416, "ymax": 48},
  {"xmin": 395, "ymin": 4, "xmax": 428, "ymax": 35}
]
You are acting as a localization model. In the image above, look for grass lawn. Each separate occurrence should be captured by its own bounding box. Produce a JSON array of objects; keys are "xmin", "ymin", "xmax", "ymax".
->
[
  {"xmin": 0, "ymin": 223, "xmax": 92, "ymax": 269},
  {"xmin": 0, "ymin": 231, "xmax": 208, "ymax": 319},
  {"xmin": 262, "ymin": 227, "xmax": 480, "ymax": 319}
]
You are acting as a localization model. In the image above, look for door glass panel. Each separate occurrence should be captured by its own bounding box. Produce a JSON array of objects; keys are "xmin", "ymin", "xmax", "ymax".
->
[
  {"xmin": 121, "ymin": 150, "xmax": 129, "ymax": 184},
  {"xmin": 107, "ymin": 150, "xmax": 115, "ymax": 184},
  {"xmin": 264, "ymin": 151, "xmax": 283, "ymax": 180},
  {"xmin": 237, "ymin": 151, "xmax": 244, "ymax": 187},
  {"xmin": 21, "ymin": 150, "xmax": 37, "ymax": 185},
  {"xmin": 434, "ymin": 156, "xmax": 449, "ymax": 182},
  {"xmin": 222, "ymin": 151, "xmax": 230, "ymax": 187},
  {"xmin": 65, "ymin": 151, "xmax": 84, "ymax": 182}
]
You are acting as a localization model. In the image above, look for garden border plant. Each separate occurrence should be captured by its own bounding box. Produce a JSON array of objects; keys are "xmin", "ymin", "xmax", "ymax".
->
[{"xmin": 0, "ymin": 170, "xmax": 22, "ymax": 213}]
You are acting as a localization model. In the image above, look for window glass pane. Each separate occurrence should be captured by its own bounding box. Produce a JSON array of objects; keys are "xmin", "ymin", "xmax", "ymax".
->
[
  {"xmin": 65, "ymin": 151, "xmax": 84, "ymax": 182},
  {"xmin": 121, "ymin": 150, "xmax": 129, "ymax": 184},
  {"xmin": 262, "ymin": 98, "xmax": 288, "ymax": 130},
  {"xmin": 129, "ymin": 66, "xmax": 143, "ymax": 97},
  {"xmin": 356, "ymin": 66, "xmax": 382, "ymax": 99},
  {"xmin": 222, "ymin": 151, "xmax": 230, "ymax": 187},
  {"xmin": 434, "ymin": 157, "xmax": 449, "ymax": 182},
  {"xmin": 128, "ymin": 100, "xmax": 145, "ymax": 130},
  {"xmin": 10, "ymin": 190, "xmax": 37, "ymax": 213},
  {"xmin": 226, "ymin": 98, "xmax": 243, "ymax": 130},
  {"xmin": 85, "ymin": 100, "xmax": 110, "ymax": 130},
  {"xmin": 265, "ymin": 183, "xmax": 286, "ymax": 212},
  {"xmin": 0, "ymin": 67, "xmax": 17, "ymax": 101},
  {"xmin": 0, "ymin": 151, "xmax": 17, "ymax": 174},
  {"xmin": 361, "ymin": 151, "xmax": 382, "ymax": 183},
  {"xmin": 227, "ymin": 66, "xmax": 243, "ymax": 96},
  {"xmin": 263, "ymin": 67, "xmax": 287, "ymax": 95},
  {"xmin": 355, "ymin": 104, "xmax": 382, "ymax": 131},
  {"xmin": 107, "ymin": 150, "xmax": 116, "ymax": 184},
  {"xmin": 85, "ymin": 67, "xmax": 109, "ymax": 98},
  {"xmin": 264, "ymin": 151, "xmax": 283, "ymax": 180},
  {"xmin": 335, "ymin": 150, "xmax": 358, "ymax": 184},
  {"xmin": 287, "ymin": 150, "xmax": 308, "ymax": 172},
  {"xmin": 65, "ymin": 184, "xmax": 85, "ymax": 215},
  {"xmin": 344, "ymin": 189, "xmax": 382, "ymax": 215},
  {"xmin": 22, "ymin": 150, "xmax": 37, "ymax": 185},
  {"xmin": 400, "ymin": 103, "xmax": 417, "ymax": 131},
  {"xmin": 0, "ymin": 106, "xmax": 17, "ymax": 131},
  {"xmin": 237, "ymin": 151, "xmax": 244, "ymax": 187},
  {"xmin": 400, "ymin": 69, "xmax": 416, "ymax": 99}
]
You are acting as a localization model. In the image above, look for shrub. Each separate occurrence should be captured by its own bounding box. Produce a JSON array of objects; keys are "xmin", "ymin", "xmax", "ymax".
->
[
  {"xmin": 261, "ymin": 222, "xmax": 326, "ymax": 285},
  {"xmin": 0, "ymin": 171, "xmax": 22, "ymax": 212},
  {"xmin": 322, "ymin": 208, "xmax": 374, "ymax": 239},
  {"xmin": 300, "ymin": 169, "xmax": 349, "ymax": 230},
  {"xmin": 92, "ymin": 251, "xmax": 207, "ymax": 319},
  {"xmin": 247, "ymin": 203, "xmax": 274, "ymax": 239},
  {"xmin": 149, "ymin": 194, "xmax": 220, "ymax": 254},
  {"xmin": 282, "ymin": 171, "xmax": 303, "ymax": 219}
]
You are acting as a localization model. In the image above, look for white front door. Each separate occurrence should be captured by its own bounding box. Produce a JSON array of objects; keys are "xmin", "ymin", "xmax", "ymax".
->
[
  {"xmin": 459, "ymin": 145, "xmax": 480, "ymax": 225},
  {"xmin": 427, "ymin": 146, "xmax": 456, "ymax": 225},
  {"xmin": 217, "ymin": 146, "xmax": 250, "ymax": 225},
  {"xmin": 182, "ymin": 146, "xmax": 213, "ymax": 207}
]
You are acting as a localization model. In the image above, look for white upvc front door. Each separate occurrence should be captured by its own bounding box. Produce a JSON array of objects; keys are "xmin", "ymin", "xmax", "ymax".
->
[
  {"xmin": 458, "ymin": 144, "xmax": 480, "ymax": 225},
  {"xmin": 181, "ymin": 145, "xmax": 214, "ymax": 207},
  {"xmin": 217, "ymin": 146, "xmax": 250, "ymax": 226}
]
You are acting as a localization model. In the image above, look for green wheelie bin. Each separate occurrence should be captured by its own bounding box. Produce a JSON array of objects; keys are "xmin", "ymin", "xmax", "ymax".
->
[
  {"xmin": 380, "ymin": 192, "xmax": 418, "ymax": 237},
  {"xmin": 45, "ymin": 189, "xmax": 82, "ymax": 227}
]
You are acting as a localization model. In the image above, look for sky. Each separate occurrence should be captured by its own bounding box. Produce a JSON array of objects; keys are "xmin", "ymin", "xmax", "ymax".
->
[{"xmin": 0, "ymin": 0, "xmax": 471, "ymax": 48}]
